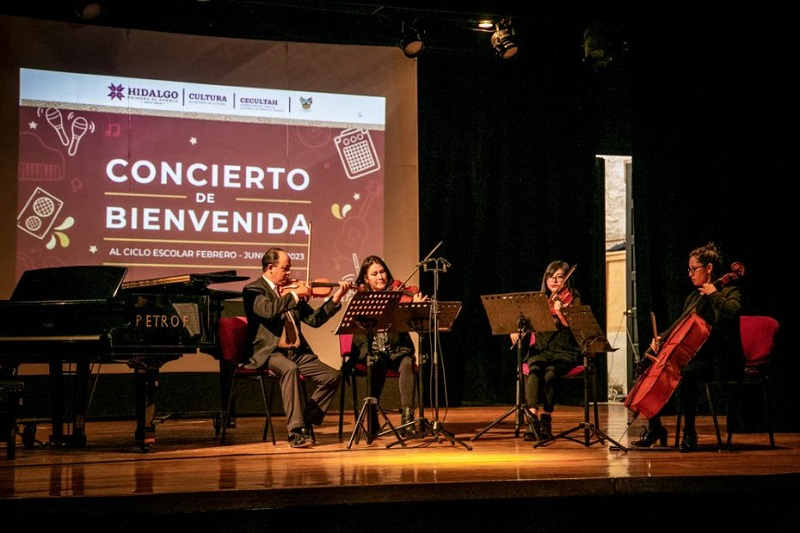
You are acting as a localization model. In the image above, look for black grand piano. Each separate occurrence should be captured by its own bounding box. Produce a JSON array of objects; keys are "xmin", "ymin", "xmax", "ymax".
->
[{"xmin": 0, "ymin": 265, "xmax": 247, "ymax": 450}]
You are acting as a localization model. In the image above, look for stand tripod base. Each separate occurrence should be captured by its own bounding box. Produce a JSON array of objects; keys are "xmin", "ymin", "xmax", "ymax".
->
[
  {"xmin": 427, "ymin": 420, "xmax": 473, "ymax": 450},
  {"xmin": 471, "ymin": 404, "xmax": 543, "ymax": 444},
  {"xmin": 391, "ymin": 415, "xmax": 429, "ymax": 439},
  {"xmin": 386, "ymin": 415, "xmax": 432, "ymax": 448},
  {"xmin": 534, "ymin": 422, "xmax": 628, "ymax": 451},
  {"xmin": 347, "ymin": 397, "xmax": 406, "ymax": 449}
]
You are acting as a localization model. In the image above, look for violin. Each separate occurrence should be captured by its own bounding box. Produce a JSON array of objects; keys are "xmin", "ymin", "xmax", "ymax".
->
[
  {"xmin": 284, "ymin": 278, "xmax": 341, "ymax": 297},
  {"xmin": 549, "ymin": 264, "xmax": 577, "ymax": 325},
  {"xmin": 388, "ymin": 279, "xmax": 426, "ymax": 303}
]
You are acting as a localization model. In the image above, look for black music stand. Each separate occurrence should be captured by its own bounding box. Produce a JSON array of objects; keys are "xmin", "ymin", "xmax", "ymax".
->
[
  {"xmin": 472, "ymin": 292, "xmax": 556, "ymax": 442},
  {"xmin": 384, "ymin": 301, "xmax": 463, "ymax": 448},
  {"xmin": 335, "ymin": 290, "xmax": 407, "ymax": 449},
  {"xmin": 534, "ymin": 305, "xmax": 628, "ymax": 450}
]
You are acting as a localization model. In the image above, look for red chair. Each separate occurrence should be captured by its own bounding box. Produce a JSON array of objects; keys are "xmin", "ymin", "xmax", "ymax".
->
[
  {"xmin": 217, "ymin": 316, "xmax": 278, "ymax": 445},
  {"xmin": 726, "ymin": 315, "xmax": 779, "ymax": 449}
]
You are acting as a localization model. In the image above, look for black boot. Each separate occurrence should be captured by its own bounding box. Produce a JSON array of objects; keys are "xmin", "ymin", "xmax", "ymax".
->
[
  {"xmin": 524, "ymin": 414, "xmax": 542, "ymax": 441},
  {"xmin": 678, "ymin": 429, "xmax": 698, "ymax": 452},
  {"xmin": 631, "ymin": 425, "xmax": 668, "ymax": 447},
  {"xmin": 540, "ymin": 413, "xmax": 553, "ymax": 440},
  {"xmin": 400, "ymin": 407, "xmax": 415, "ymax": 437}
]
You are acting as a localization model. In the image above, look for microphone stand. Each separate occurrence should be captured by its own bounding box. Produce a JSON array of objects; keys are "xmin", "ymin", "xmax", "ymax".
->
[{"xmin": 416, "ymin": 257, "xmax": 472, "ymax": 450}]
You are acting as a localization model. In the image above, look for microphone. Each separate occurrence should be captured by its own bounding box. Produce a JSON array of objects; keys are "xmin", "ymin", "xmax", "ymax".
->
[
  {"xmin": 416, "ymin": 241, "xmax": 444, "ymax": 267},
  {"xmin": 439, "ymin": 258, "xmax": 451, "ymax": 272}
]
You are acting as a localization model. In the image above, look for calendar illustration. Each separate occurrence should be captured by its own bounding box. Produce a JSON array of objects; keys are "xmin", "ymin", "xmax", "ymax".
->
[{"xmin": 334, "ymin": 128, "xmax": 381, "ymax": 179}]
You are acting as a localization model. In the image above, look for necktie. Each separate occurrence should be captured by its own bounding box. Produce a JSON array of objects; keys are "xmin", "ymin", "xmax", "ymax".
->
[
  {"xmin": 284, "ymin": 312, "xmax": 298, "ymax": 345},
  {"xmin": 278, "ymin": 285, "xmax": 298, "ymax": 346}
]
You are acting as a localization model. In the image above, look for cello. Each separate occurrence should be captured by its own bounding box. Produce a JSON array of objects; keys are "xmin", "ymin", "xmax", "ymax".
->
[{"xmin": 624, "ymin": 262, "xmax": 744, "ymax": 419}]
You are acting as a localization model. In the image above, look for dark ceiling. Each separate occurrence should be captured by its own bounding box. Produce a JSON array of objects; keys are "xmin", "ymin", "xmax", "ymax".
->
[{"xmin": 0, "ymin": 1, "xmax": 657, "ymax": 56}]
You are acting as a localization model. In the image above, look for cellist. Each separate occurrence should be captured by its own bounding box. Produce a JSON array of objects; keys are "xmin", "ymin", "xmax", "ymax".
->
[
  {"xmin": 510, "ymin": 260, "xmax": 582, "ymax": 441},
  {"xmin": 631, "ymin": 242, "xmax": 744, "ymax": 452}
]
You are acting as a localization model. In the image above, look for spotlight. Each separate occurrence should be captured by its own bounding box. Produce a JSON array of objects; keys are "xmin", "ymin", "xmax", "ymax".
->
[
  {"xmin": 75, "ymin": 2, "xmax": 104, "ymax": 21},
  {"xmin": 400, "ymin": 24, "xmax": 424, "ymax": 59},
  {"xmin": 491, "ymin": 20, "xmax": 518, "ymax": 60},
  {"xmin": 583, "ymin": 26, "xmax": 612, "ymax": 69}
]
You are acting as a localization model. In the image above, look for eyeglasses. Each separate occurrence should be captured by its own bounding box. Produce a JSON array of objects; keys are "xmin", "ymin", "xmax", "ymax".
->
[
  {"xmin": 548, "ymin": 274, "xmax": 566, "ymax": 281},
  {"xmin": 687, "ymin": 265, "xmax": 705, "ymax": 275}
]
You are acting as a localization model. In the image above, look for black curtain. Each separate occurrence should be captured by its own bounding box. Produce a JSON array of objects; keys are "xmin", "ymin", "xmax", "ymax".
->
[
  {"xmin": 414, "ymin": 12, "xmax": 800, "ymax": 430},
  {"xmin": 416, "ymin": 20, "xmax": 606, "ymax": 407}
]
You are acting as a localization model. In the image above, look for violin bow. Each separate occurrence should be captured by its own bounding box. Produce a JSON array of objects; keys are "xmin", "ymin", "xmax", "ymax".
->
[
  {"xmin": 550, "ymin": 263, "xmax": 577, "ymax": 301},
  {"xmin": 306, "ymin": 222, "xmax": 313, "ymax": 285},
  {"xmin": 399, "ymin": 240, "xmax": 442, "ymax": 288}
]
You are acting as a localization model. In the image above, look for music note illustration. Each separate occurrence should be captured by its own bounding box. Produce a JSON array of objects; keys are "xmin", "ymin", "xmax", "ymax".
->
[{"xmin": 105, "ymin": 123, "xmax": 121, "ymax": 138}]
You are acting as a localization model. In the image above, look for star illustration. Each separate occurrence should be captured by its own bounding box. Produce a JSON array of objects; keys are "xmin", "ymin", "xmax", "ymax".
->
[
  {"xmin": 189, "ymin": 137, "xmax": 198, "ymax": 145},
  {"xmin": 353, "ymin": 193, "xmax": 361, "ymax": 201},
  {"xmin": 28, "ymin": 121, "xmax": 38, "ymax": 129},
  {"xmin": 89, "ymin": 245, "xmax": 98, "ymax": 254}
]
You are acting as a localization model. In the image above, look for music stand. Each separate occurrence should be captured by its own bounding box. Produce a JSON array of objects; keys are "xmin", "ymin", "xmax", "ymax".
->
[
  {"xmin": 384, "ymin": 301, "xmax": 463, "ymax": 448},
  {"xmin": 335, "ymin": 290, "xmax": 407, "ymax": 449},
  {"xmin": 472, "ymin": 292, "xmax": 556, "ymax": 442},
  {"xmin": 534, "ymin": 305, "xmax": 628, "ymax": 451}
]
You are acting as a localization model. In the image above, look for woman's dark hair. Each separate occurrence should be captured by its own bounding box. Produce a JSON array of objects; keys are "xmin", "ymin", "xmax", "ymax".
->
[
  {"xmin": 689, "ymin": 241, "xmax": 724, "ymax": 281},
  {"xmin": 539, "ymin": 260, "xmax": 577, "ymax": 296},
  {"xmin": 355, "ymin": 255, "xmax": 394, "ymax": 289}
]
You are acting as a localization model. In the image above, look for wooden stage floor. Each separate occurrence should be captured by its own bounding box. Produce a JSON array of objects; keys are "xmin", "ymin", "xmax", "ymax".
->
[{"xmin": 2, "ymin": 403, "xmax": 799, "ymax": 532}]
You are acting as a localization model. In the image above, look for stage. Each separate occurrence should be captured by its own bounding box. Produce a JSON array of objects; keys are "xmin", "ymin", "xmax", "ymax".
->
[{"xmin": 2, "ymin": 403, "xmax": 798, "ymax": 532}]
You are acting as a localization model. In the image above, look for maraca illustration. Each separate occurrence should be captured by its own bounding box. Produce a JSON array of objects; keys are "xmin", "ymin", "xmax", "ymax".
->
[
  {"xmin": 45, "ymin": 108, "xmax": 70, "ymax": 146},
  {"xmin": 68, "ymin": 116, "xmax": 90, "ymax": 156}
]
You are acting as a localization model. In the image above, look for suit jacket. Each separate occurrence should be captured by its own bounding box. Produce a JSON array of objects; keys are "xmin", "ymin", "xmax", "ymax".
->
[{"xmin": 242, "ymin": 276, "xmax": 342, "ymax": 368}]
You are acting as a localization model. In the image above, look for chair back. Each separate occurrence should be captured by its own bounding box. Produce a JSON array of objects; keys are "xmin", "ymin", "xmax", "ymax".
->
[
  {"xmin": 339, "ymin": 333, "xmax": 354, "ymax": 358},
  {"xmin": 218, "ymin": 316, "xmax": 251, "ymax": 364},
  {"xmin": 740, "ymin": 315, "xmax": 779, "ymax": 367}
]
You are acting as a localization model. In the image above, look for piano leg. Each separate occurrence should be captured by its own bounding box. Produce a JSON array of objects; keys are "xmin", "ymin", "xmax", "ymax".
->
[
  {"xmin": 47, "ymin": 359, "xmax": 88, "ymax": 448},
  {"xmin": 48, "ymin": 359, "xmax": 64, "ymax": 445},
  {"xmin": 133, "ymin": 363, "xmax": 159, "ymax": 451}
]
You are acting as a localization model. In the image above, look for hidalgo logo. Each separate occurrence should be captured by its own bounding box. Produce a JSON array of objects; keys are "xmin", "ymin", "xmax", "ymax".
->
[{"xmin": 108, "ymin": 83, "xmax": 125, "ymax": 101}]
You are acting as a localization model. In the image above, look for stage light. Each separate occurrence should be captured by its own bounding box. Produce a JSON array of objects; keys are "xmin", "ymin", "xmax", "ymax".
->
[
  {"xmin": 491, "ymin": 20, "xmax": 518, "ymax": 60},
  {"xmin": 583, "ymin": 26, "xmax": 612, "ymax": 69},
  {"xmin": 75, "ymin": 2, "xmax": 103, "ymax": 21},
  {"xmin": 400, "ymin": 24, "xmax": 424, "ymax": 59}
]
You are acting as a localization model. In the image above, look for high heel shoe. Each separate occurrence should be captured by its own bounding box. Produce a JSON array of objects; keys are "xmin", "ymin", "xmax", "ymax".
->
[
  {"xmin": 678, "ymin": 430, "xmax": 698, "ymax": 452},
  {"xmin": 631, "ymin": 426, "xmax": 668, "ymax": 447}
]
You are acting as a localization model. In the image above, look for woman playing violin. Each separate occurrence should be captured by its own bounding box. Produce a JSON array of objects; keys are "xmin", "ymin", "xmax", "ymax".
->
[
  {"xmin": 346, "ymin": 255, "xmax": 428, "ymax": 437},
  {"xmin": 510, "ymin": 260, "xmax": 582, "ymax": 441},
  {"xmin": 631, "ymin": 241, "xmax": 744, "ymax": 452}
]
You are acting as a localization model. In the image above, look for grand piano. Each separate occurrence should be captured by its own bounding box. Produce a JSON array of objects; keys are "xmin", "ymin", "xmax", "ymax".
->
[{"xmin": 0, "ymin": 265, "xmax": 247, "ymax": 450}]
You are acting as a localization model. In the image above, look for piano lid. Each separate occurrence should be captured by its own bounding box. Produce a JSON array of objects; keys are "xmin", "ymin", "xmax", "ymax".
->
[
  {"xmin": 11, "ymin": 266, "xmax": 128, "ymax": 302},
  {"xmin": 120, "ymin": 270, "xmax": 249, "ymax": 290}
]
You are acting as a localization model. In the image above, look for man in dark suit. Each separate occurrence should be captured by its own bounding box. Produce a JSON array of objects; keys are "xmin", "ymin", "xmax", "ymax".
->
[{"xmin": 243, "ymin": 247, "xmax": 351, "ymax": 448}]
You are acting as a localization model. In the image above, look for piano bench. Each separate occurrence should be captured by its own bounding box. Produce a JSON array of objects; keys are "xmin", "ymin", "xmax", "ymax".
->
[{"xmin": 0, "ymin": 380, "xmax": 25, "ymax": 460}]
